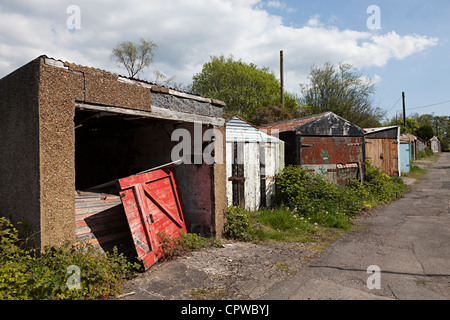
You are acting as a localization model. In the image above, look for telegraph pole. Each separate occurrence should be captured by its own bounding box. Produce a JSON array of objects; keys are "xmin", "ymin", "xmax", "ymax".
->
[
  {"xmin": 280, "ymin": 50, "xmax": 284, "ymax": 108},
  {"xmin": 402, "ymin": 92, "xmax": 406, "ymax": 127}
]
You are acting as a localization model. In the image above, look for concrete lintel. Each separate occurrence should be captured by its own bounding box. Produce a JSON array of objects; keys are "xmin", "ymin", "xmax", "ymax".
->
[
  {"xmin": 150, "ymin": 105, "xmax": 225, "ymax": 126},
  {"xmin": 75, "ymin": 102, "xmax": 225, "ymax": 127},
  {"xmin": 168, "ymin": 89, "xmax": 212, "ymax": 104}
]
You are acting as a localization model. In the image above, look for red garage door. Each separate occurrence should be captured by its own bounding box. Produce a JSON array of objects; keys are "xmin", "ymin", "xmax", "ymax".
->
[{"xmin": 118, "ymin": 167, "xmax": 187, "ymax": 270}]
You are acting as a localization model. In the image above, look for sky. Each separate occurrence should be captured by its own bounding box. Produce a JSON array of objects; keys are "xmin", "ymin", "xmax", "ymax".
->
[{"xmin": 0, "ymin": 0, "xmax": 449, "ymax": 121}]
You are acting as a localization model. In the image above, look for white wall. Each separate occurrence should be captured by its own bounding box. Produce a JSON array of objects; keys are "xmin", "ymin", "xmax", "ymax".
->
[{"xmin": 226, "ymin": 141, "xmax": 280, "ymax": 211}]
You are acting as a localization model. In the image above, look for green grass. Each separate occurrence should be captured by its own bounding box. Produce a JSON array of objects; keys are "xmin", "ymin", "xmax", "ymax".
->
[
  {"xmin": 410, "ymin": 165, "xmax": 427, "ymax": 175},
  {"xmin": 224, "ymin": 206, "xmax": 341, "ymax": 244},
  {"xmin": 248, "ymin": 206, "xmax": 318, "ymax": 242},
  {"xmin": 402, "ymin": 165, "xmax": 428, "ymax": 179}
]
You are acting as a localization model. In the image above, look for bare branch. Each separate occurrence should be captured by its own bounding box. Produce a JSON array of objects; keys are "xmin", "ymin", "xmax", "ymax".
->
[{"xmin": 110, "ymin": 38, "xmax": 158, "ymax": 79}]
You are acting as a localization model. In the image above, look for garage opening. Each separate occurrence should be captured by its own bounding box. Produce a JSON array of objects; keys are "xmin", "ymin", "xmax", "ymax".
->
[
  {"xmin": 75, "ymin": 109, "xmax": 176, "ymax": 190},
  {"xmin": 74, "ymin": 106, "xmax": 215, "ymax": 265}
]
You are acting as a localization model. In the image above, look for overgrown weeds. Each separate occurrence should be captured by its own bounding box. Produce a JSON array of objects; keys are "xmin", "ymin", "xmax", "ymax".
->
[
  {"xmin": 157, "ymin": 230, "xmax": 222, "ymax": 261},
  {"xmin": 0, "ymin": 216, "xmax": 140, "ymax": 300},
  {"xmin": 403, "ymin": 165, "xmax": 428, "ymax": 178},
  {"xmin": 224, "ymin": 161, "xmax": 409, "ymax": 242},
  {"xmin": 418, "ymin": 148, "xmax": 435, "ymax": 160},
  {"xmin": 0, "ymin": 216, "xmax": 223, "ymax": 300}
]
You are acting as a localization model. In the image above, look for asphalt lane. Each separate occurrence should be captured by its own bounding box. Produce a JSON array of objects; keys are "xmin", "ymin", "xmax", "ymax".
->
[{"xmin": 262, "ymin": 153, "xmax": 450, "ymax": 300}]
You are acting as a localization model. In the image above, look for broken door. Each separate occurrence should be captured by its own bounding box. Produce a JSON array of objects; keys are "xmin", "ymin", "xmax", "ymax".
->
[
  {"xmin": 229, "ymin": 142, "xmax": 245, "ymax": 208},
  {"xmin": 118, "ymin": 167, "xmax": 188, "ymax": 270}
]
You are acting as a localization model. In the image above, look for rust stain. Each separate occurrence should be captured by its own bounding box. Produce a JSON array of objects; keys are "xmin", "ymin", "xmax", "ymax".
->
[
  {"xmin": 300, "ymin": 136, "xmax": 364, "ymax": 186},
  {"xmin": 260, "ymin": 113, "xmax": 324, "ymax": 134}
]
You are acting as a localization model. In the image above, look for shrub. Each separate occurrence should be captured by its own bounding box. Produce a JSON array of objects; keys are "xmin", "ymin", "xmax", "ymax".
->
[
  {"xmin": 156, "ymin": 230, "xmax": 214, "ymax": 261},
  {"xmin": 364, "ymin": 160, "xmax": 408, "ymax": 204},
  {"xmin": 275, "ymin": 165, "xmax": 338, "ymax": 205},
  {"xmin": 0, "ymin": 217, "xmax": 32, "ymax": 300},
  {"xmin": 224, "ymin": 207, "xmax": 254, "ymax": 241},
  {"xmin": 274, "ymin": 162, "xmax": 408, "ymax": 229},
  {"xmin": 0, "ymin": 216, "xmax": 139, "ymax": 300},
  {"xmin": 274, "ymin": 166, "xmax": 356, "ymax": 228}
]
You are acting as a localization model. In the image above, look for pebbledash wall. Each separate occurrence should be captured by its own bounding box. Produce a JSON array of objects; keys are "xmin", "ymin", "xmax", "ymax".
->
[{"xmin": 0, "ymin": 55, "xmax": 227, "ymax": 248}]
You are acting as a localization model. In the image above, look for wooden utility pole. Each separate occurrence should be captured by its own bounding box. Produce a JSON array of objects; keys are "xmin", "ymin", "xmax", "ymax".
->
[
  {"xmin": 402, "ymin": 92, "xmax": 406, "ymax": 127},
  {"xmin": 280, "ymin": 50, "xmax": 284, "ymax": 108},
  {"xmin": 435, "ymin": 118, "xmax": 439, "ymax": 137}
]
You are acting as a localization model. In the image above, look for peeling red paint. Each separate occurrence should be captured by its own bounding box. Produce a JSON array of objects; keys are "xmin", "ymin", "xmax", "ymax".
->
[{"xmin": 118, "ymin": 168, "xmax": 187, "ymax": 270}]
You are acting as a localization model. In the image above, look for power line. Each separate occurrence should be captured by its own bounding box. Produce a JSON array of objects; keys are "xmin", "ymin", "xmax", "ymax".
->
[
  {"xmin": 408, "ymin": 99, "xmax": 450, "ymax": 111},
  {"xmin": 386, "ymin": 96, "xmax": 402, "ymax": 113}
]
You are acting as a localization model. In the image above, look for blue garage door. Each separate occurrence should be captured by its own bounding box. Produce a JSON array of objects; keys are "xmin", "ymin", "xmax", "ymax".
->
[{"xmin": 400, "ymin": 143, "xmax": 410, "ymax": 174}]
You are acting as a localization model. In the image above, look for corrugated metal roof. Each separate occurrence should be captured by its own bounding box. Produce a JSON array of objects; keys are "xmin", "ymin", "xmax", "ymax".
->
[
  {"xmin": 226, "ymin": 116, "xmax": 281, "ymax": 143},
  {"xmin": 260, "ymin": 113, "xmax": 327, "ymax": 133},
  {"xmin": 363, "ymin": 126, "xmax": 399, "ymax": 134},
  {"xmin": 260, "ymin": 112, "xmax": 364, "ymax": 137}
]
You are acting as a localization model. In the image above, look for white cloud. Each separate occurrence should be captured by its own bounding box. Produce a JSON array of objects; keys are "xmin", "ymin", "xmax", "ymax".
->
[
  {"xmin": 0, "ymin": 0, "xmax": 438, "ymax": 95},
  {"xmin": 359, "ymin": 74, "xmax": 382, "ymax": 87},
  {"xmin": 306, "ymin": 14, "xmax": 322, "ymax": 28},
  {"xmin": 265, "ymin": 0, "xmax": 295, "ymax": 13}
]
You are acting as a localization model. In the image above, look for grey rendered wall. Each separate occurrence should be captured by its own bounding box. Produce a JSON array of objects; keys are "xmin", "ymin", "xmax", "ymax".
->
[{"xmin": 0, "ymin": 59, "xmax": 41, "ymax": 244}]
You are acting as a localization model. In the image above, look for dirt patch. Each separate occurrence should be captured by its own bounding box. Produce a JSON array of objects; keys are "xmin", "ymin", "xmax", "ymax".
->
[
  {"xmin": 120, "ymin": 239, "xmax": 332, "ymax": 300},
  {"xmin": 400, "ymin": 176, "xmax": 417, "ymax": 186}
]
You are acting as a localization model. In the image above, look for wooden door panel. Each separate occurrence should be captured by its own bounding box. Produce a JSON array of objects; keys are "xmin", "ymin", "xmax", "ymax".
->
[{"xmin": 118, "ymin": 168, "xmax": 187, "ymax": 270}]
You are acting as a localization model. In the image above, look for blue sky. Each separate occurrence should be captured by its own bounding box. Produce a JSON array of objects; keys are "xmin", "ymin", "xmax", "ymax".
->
[
  {"xmin": 0, "ymin": 0, "xmax": 448, "ymax": 121},
  {"xmin": 265, "ymin": 0, "xmax": 450, "ymax": 120}
]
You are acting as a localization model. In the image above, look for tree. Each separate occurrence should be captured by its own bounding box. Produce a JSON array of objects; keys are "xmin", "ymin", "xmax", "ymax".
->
[
  {"xmin": 252, "ymin": 104, "xmax": 293, "ymax": 126},
  {"xmin": 396, "ymin": 117, "xmax": 420, "ymax": 134},
  {"xmin": 300, "ymin": 62, "xmax": 384, "ymax": 127},
  {"xmin": 152, "ymin": 71, "xmax": 184, "ymax": 90},
  {"xmin": 191, "ymin": 55, "xmax": 296, "ymax": 120},
  {"xmin": 416, "ymin": 125, "xmax": 434, "ymax": 140},
  {"xmin": 111, "ymin": 38, "xmax": 158, "ymax": 79},
  {"xmin": 252, "ymin": 101, "xmax": 306, "ymax": 126}
]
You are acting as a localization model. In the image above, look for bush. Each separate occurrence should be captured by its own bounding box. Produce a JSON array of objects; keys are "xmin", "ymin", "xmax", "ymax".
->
[
  {"xmin": 364, "ymin": 161, "xmax": 408, "ymax": 204},
  {"xmin": 418, "ymin": 148, "xmax": 435, "ymax": 159},
  {"xmin": 275, "ymin": 166, "xmax": 356, "ymax": 228},
  {"xmin": 274, "ymin": 162, "xmax": 408, "ymax": 229},
  {"xmin": 156, "ymin": 230, "xmax": 215, "ymax": 261},
  {"xmin": 224, "ymin": 207, "xmax": 254, "ymax": 241},
  {"xmin": 0, "ymin": 217, "xmax": 33, "ymax": 299},
  {"xmin": 275, "ymin": 165, "xmax": 338, "ymax": 205},
  {"xmin": 0, "ymin": 216, "xmax": 139, "ymax": 300}
]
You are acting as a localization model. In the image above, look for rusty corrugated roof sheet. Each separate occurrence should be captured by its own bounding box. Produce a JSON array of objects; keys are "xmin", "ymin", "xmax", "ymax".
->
[
  {"xmin": 260, "ymin": 112, "xmax": 364, "ymax": 137},
  {"xmin": 259, "ymin": 112, "xmax": 329, "ymax": 134}
]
